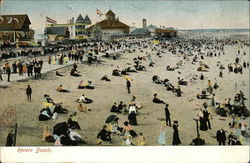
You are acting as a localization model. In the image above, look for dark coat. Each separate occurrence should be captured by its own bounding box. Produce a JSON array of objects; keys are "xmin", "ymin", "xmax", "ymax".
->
[
  {"xmin": 203, "ymin": 110, "xmax": 210, "ymax": 120},
  {"xmin": 26, "ymin": 87, "xmax": 32, "ymax": 95},
  {"xmin": 172, "ymin": 124, "xmax": 181, "ymax": 145},
  {"xmin": 128, "ymin": 111, "xmax": 137, "ymax": 125},
  {"xmin": 127, "ymin": 80, "xmax": 131, "ymax": 88},
  {"xmin": 97, "ymin": 129, "xmax": 111, "ymax": 141},
  {"xmin": 53, "ymin": 122, "xmax": 69, "ymax": 136},
  {"xmin": 165, "ymin": 106, "xmax": 170, "ymax": 117},
  {"xmin": 199, "ymin": 117, "xmax": 208, "ymax": 131},
  {"xmin": 216, "ymin": 129, "xmax": 226, "ymax": 142},
  {"xmin": 6, "ymin": 133, "xmax": 14, "ymax": 146}
]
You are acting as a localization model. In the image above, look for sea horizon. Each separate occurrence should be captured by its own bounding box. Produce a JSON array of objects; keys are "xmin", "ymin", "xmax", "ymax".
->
[{"xmin": 177, "ymin": 28, "xmax": 249, "ymax": 33}]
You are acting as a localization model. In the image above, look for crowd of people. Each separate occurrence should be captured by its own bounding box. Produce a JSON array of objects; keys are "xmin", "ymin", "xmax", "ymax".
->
[{"xmin": 4, "ymin": 33, "xmax": 250, "ymax": 146}]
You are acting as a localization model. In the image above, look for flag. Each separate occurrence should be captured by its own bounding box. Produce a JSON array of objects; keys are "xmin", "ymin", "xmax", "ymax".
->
[
  {"xmin": 0, "ymin": 0, "xmax": 4, "ymax": 7},
  {"xmin": 0, "ymin": 16, "xmax": 3, "ymax": 24},
  {"xmin": 96, "ymin": 9, "xmax": 103, "ymax": 16},
  {"xmin": 46, "ymin": 16, "xmax": 57, "ymax": 24}
]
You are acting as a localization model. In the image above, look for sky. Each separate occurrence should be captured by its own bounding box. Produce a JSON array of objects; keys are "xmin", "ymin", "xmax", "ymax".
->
[{"xmin": 0, "ymin": 0, "xmax": 249, "ymax": 33}]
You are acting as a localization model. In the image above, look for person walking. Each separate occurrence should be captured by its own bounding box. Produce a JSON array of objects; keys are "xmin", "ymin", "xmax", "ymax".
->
[
  {"xmin": 26, "ymin": 85, "xmax": 32, "ymax": 102},
  {"xmin": 6, "ymin": 63, "xmax": 11, "ymax": 82},
  {"xmin": 48, "ymin": 56, "xmax": 51, "ymax": 65},
  {"xmin": 126, "ymin": 78, "xmax": 131, "ymax": 94},
  {"xmin": 172, "ymin": 120, "xmax": 181, "ymax": 145},
  {"xmin": 0, "ymin": 67, "xmax": 3, "ymax": 81},
  {"xmin": 164, "ymin": 103, "xmax": 171, "ymax": 126},
  {"xmin": 216, "ymin": 128, "xmax": 226, "ymax": 145}
]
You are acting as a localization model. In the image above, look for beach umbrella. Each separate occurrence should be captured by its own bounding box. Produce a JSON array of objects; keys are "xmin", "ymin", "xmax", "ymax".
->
[
  {"xmin": 105, "ymin": 114, "xmax": 119, "ymax": 123},
  {"xmin": 53, "ymin": 122, "xmax": 68, "ymax": 136}
]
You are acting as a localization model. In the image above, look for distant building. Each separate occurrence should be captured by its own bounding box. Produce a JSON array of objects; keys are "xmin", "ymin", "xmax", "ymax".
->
[
  {"xmin": 87, "ymin": 10, "xmax": 130, "ymax": 36},
  {"xmin": 74, "ymin": 14, "xmax": 92, "ymax": 39},
  {"xmin": 147, "ymin": 24, "xmax": 157, "ymax": 33},
  {"xmin": 153, "ymin": 28, "xmax": 177, "ymax": 38},
  {"xmin": 44, "ymin": 26, "xmax": 69, "ymax": 42},
  {"xmin": 130, "ymin": 28, "xmax": 150, "ymax": 37},
  {"xmin": 0, "ymin": 14, "xmax": 34, "ymax": 47}
]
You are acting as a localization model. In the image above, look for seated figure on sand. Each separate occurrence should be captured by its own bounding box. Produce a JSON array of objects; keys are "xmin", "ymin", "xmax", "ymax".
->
[
  {"xmin": 101, "ymin": 75, "xmax": 111, "ymax": 81},
  {"xmin": 118, "ymin": 101, "xmax": 127, "ymax": 114},
  {"xmin": 43, "ymin": 94, "xmax": 54, "ymax": 104},
  {"xmin": 56, "ymin": 85, "xmax": 70, "ymax": 92},
  {"xmin": 164, "ymin": 79, "xmax": 175, "ymax": 91},
  {"xmin": 52, "ymin": 120, "xmax": 87, "ymax": 146},
  {"xmin": 125, "ymin": 66, "xmax": 138, "ymax": 73},
  {"xmin": 110, "ymin": 102, "xmax": 122, "ymax": 113},
  {"xmin": 112, "ymin": 66, "xmax": 121, "ymax": 76},
  {"xmin": 77, "ymin": 103, "xmax": 88, "ymax": 112},
  {"xmin": 70, "ymin": 68, "xmax": 81, "ymax": 77},
  {"xmin": 172, "ymin": 84, "xmax": 182, "ymax": 97},
  {"xmin": 56, "ymin": 71, "xmax": 64, "ymax": 76},
  {"xmin": 134, "ymin": 64, "xmax": 146, "ymax": 71},
  {"xmin": 152, "ymin": 75, "xmax": 163, "ymax": 84},
  {"xmin": 39, "ymin": 106, "xmax": 53, "ymax": 121},
  {"xmin": 197, "ymin": 89, "xmax": 210, "ymax": 99},
  {"xmin": 53, "ymin": 102, "xmax": 68, "ymax": 114},
  {"xmin": 166, "ymin": 65, "xmax": 175, "ymax": 71},
  {"xmin": 78, "ymin": 80, "xmax": 95, "ymax": 89},
  {"xmin": 67, "ymin": 112, "xmax": 81, "ymax": 130},
  {"xmin": 122, "ymin": 121, "xmax": 137, "ymax": 137},
  {"xmin": 69, "ymin": 128, "xmax": 87, "ymax": 145},
  {"xmin": 76, "ymin": 94, "xmax": 93, "ymax": 104},
  {"xmin": 178, "ymin": 77, "xmax": 188, "ymax": 86},
  {"xmin": 153, "ymin": 93, "xmax": 165, "ymax": 104},
  {"xmin": 42, "ymin": 125, "xmax": 55, "ymax": 143},
  {"xmin": 97, "ymin": 125, "xmax": 112, "ymax": 145}
]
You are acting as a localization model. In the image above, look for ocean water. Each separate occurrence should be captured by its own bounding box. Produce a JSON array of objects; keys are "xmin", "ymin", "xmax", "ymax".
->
[{"xmin": 178, "ymin": 28, "xmax": 250, "ymax": 33}]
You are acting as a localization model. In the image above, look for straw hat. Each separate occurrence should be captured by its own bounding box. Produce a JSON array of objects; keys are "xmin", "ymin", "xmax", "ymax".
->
[{"xmin": 161, "ymin": 121, "xmax": 166, "ymax": 126}]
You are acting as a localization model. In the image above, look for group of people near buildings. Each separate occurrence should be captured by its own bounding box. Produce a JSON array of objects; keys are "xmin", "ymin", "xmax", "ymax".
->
[{"xmin": 4, "ymin": 33, "xmax": 250, "ymax": 146}]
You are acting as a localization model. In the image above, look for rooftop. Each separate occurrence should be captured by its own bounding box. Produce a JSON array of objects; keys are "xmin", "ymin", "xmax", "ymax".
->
[{"xmin": 0, "ymin": 14, "xmax": 31, "ymax": 31}]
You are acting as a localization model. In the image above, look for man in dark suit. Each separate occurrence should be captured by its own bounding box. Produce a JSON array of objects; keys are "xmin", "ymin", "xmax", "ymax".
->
[
  {"xmin": 126, "ymin": 79, "xmax": 131, "ymax": 94},
  {"xmin": 26, "ymin": 85, "xmax": 32, "ymax": 102},
  {"xmin": 216, "ymin": 128, "xmax": 226, "ymax": 145},
  {"xmin": 203, "ymin": 105, "xmax": 211, "ymax": 129},
  {"xmin": 165, "ymin": 103, "xmax": 171, "ymax": 126}
]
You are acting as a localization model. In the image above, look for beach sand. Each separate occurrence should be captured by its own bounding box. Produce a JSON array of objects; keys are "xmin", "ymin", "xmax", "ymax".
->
[{"xmin": 0, "ymin": 34, "xmax": 249, "ymax": 146}]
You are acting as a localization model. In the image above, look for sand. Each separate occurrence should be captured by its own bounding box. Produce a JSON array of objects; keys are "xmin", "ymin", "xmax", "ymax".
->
[{"xmin": 0, "ymin": 33, "xmax": 249, "ymax": 146}]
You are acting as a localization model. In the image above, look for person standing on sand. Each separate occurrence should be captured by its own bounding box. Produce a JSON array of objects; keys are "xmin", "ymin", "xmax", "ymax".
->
[
  {"xmin": 126, "ymin": 78, "xmax": 131, "ymax": 94},
  {"xmin": 208, "ymin": 80, "xmax": 213, "ymax": 94},
  {"xmin": 172, "ymin": 120, "xmax": 181, "ymax": 145},
  {"xmin": 216, "ymin": 128, "xmax": 226, "ymax": 145},
  {"xmin": 165, "ymin": 103, "xmax": 171, "ymax": 126},
  {"xmin": 26, "ymin": 85, "xmax": 32, "ymax": 102},
  {"xmin": 0, "ymin": 67, "xmax": 3, "ymax": 81},
  {"xmin": 48, "ymin": 56, "xmax": 51, "ymax": 65},
  {"xmin": 158, "ymin": 121, "xmax": 167, "ymax": 146},
  {"xmin": 203, "ymin": 104, "xmax": 212, "ymax": 129},
  {"xmin": 6, "ymin": 63, "xmax": 11, "ymax": 82}
]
